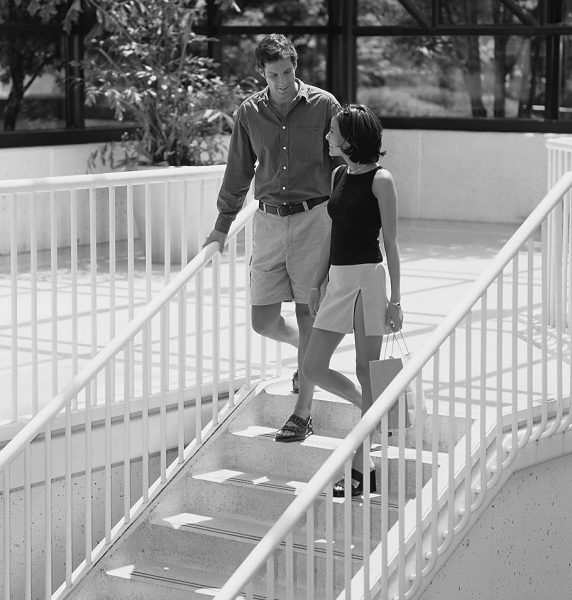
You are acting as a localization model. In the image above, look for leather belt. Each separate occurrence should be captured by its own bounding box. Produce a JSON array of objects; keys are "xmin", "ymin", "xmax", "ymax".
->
[{"xmin": 258, "ymin": 197, "xmax": 327, "ymax": 217}]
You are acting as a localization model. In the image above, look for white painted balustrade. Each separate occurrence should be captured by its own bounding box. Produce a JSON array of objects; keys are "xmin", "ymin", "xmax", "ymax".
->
[
  {"xmin": 0, "ymin": 195, "xmax": 272, "ymax": 600},
  {"xmin": 546, "ymin": 137, "xmax": 572, "ymax": 329},
  {"xmin": 216, "ymin": 172, "xmax": 572, "ymax": 600},
  {"xmin": 0, "ymin": 166, "xmax": 262, "ymax": 434}
]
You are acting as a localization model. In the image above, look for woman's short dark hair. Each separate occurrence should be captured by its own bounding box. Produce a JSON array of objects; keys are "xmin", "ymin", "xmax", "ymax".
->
[
  {"xmin": 336, "ymin": 104, "xmax": 386, "ymax": 163},
  {"xmin": 255, "ymin": 34, "xmax": 298, "ymax": 72}
]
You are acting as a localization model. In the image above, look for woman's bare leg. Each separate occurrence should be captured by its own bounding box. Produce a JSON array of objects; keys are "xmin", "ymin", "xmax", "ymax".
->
[
  {"xmin": 352, "ymin": 292, "xmax": 383, "ymax": 472},
  {"xmin": 302, "ymin": 329, "xmax": 362, "ymax": 409}
]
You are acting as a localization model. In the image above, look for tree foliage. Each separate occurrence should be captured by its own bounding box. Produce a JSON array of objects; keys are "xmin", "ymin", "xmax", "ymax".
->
[{"xmin": 84, "ymin": 0, "xmax": 253, "ymax": 167}]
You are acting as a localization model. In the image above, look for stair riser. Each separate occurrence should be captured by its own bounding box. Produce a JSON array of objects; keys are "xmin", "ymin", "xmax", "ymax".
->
[
  {"xmin": 114, "ymin": 522, "xmax": 365, "ymax": 591},
  {"xmin": 412, "ymin": 411, "xmax": 469, "ymax": 452}
]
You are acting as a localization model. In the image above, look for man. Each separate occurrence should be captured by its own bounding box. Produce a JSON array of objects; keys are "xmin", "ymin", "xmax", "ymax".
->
[{"xmin": 204, "ymin": 34, "xmax": 341, "ymax": 441}]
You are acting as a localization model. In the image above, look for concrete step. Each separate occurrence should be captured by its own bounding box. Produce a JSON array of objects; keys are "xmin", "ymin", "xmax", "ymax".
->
[
  {"xmin": 231, "ymin": 384, "xmax": 363, "ymax": 439},
  {"xmin": 66, "ymin": 379, "xmax": 458, "ymax": 600},
  {"xmin": 234, "ymin": 382, "xmax": 468, "ymax": 452},
  {"xmin": 102, "ymin": 561, "xmax": 330, "ymax": 600},
  {"xmin": 218, "ymin": 425, "xmax": 448, "ymax": 499},
  {"xmin": 150, "ymin": 466, "xmax": 399, "ymax": 542},
  {"xmin": 109, "ymin": 510, "xmax": 366, "ymax": 593}
]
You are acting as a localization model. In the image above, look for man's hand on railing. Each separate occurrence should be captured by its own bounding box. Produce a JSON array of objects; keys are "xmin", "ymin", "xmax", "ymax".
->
[{"xmin": 203, "ymin": 229, "xmax": 227, "ymax": 253}]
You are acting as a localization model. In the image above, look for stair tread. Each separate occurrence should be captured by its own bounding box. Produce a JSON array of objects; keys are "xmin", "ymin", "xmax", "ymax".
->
[
  {"xmin": 151, "ymin": 509, "xmax": 365, "ymax": 560},
  {"xmin": 231, "ymin": 425, "xmax": 449, "ymax": 464},
  {"xmin": 107, "ymin": 560, "xmax": 327, "ymax": 599},
  {"xmin": 194, "ymin": 467, "xmax": 308, "ymax": 494},
  {"xmin": 107, "ymin": 562, "xmax": 218, "ymax": 595},
  {"xmin": 192, "ymin": 467, "xmax": 400, "ymax": 506},
  {"xmin": 152, "ymin": 510, "xmax": 271, "ymax": 543}
]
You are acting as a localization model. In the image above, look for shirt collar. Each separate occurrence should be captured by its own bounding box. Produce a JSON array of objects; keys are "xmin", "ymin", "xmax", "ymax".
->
[{"xmin": 256, "ymin": 78, "xmax": 309, "ymax": 105}]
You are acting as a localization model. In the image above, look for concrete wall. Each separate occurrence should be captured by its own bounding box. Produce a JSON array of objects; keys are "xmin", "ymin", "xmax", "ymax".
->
[
  {"xmin": 381, "ymin": 130, "xmax": 559, "ymax": 224},
  {"xmin": 0, "ymin": 143, "xmax": 126, "ymax": 255},
  {"xmin": 0, "ymin": 452, "xmax": 171, "ymax": 599},
  {"xmin": 0, "ymin": 130, "xmax": 564, "ymax": 225},
  {"xmin": 422, "ymin": 452, "xmax": 572, "ymax": 600},
  {"xmin": 0, "ymin": 143, "xmax": 101, "ymax": 179}
]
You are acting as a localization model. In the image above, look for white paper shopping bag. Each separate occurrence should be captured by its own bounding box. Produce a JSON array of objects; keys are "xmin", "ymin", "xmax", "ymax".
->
[{"xmin": 369, "ymin": 333, "xmax": 423, "ymax": 432}]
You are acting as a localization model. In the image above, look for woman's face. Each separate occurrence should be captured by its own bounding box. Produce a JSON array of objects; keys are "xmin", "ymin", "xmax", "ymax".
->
[{"xmin": 326, "ymin": 116, "xmax": 345, "ymax": 158}]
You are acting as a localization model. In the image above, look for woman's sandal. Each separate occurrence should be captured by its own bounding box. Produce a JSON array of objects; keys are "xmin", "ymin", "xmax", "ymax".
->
[
  {"xmin": 333, "ymin": 468, "xmax": 377, "ymax": 497},
  {"xmin": 275, "ymin": 413, "xmax": 313, "ymax": 443}
]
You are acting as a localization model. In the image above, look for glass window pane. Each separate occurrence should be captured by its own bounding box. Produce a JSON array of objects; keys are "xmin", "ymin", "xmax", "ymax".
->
[
  {"xmin": 0, "ymin": 33, "xmax": 66, "ymax": 131},
  {"xmin": 358, "ymin": 0, "xmax": 541, "ymax": 27},
  {"xmin": 221, "ymin": 34, "xmax": 328, "ymax": 90},
  {"xmin": 437, "ymin": 0, "xmax": 539, "ymax": 26},
  {"xmin": 561, "ymin": 36, "xmax": 572, "ymax": 119},
  {"xmin": 223, "ymin": 0, "xmax": 327, "ymax": 26},
  {"xmin": 357, "ymin": 0, "xmax": 428, "ymax": 27},
  {"xmin": 356, "ymin": 35, "xmax": 546, "ymax": 119},
  {"xmin": 562, "ymin": 0, "xmax": 572, "ymax": 24}
]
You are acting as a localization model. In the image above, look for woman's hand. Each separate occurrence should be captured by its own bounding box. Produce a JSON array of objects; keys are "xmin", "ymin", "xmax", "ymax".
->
[
  {"xmin": 309, "ymin": 288, "xmax": 322, "ymax": 318},
  {"xmin": 386, "ymin": 302, "xmax": 403, "ymax": 332}
]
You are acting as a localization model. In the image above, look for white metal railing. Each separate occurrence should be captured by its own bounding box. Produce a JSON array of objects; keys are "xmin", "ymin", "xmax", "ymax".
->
[
  {"xmin": 0, "ymin": 166, "xmax": 256, "ymax": 433},
  {"xmin": 546, "ymin": 137, "xmax": 572, "ymax": 329},
  {"xmin": 0, "ymin": 198, "xmax": 271, "ymax": 600},
  {"xmin": 215, "ymin": 172, "xmax": 572, "ymax": 600}
]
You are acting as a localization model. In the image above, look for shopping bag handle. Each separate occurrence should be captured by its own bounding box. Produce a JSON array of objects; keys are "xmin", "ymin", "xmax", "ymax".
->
[{"xmin": 383, "ymin": 330, "xmax": 410, "ymax": 358}]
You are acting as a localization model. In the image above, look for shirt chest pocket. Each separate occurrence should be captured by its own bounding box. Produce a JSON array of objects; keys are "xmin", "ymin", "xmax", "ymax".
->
[{"xmin": 291, "ymin": 126, "xmax": 324, "ymax": 162}]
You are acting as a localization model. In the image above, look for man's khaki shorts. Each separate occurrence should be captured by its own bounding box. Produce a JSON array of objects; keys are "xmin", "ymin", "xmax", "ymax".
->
[{"xmin": 250, "ymin": 202, "xmax": 330, "ymax": 306}]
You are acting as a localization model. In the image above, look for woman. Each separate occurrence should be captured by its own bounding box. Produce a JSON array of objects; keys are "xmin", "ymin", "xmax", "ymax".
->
[{"xmin": 302, "ymin": 104, "xmax": 403, "ymax": 497}]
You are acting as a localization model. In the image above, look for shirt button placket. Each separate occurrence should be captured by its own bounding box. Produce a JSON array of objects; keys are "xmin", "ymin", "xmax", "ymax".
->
[{"xmin": 280, "ymin": 121, "xmax": 288, "ymax": 201}]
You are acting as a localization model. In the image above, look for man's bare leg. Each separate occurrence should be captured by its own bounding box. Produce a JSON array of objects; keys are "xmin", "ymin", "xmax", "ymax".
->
[
  {"xmin": 251, "ymin": 302, "xmax": 299, "ymax": 347},
  {"xmin": 252, "ymin": 302, "xmax": 318, "ymax": 439},
  {"xmin": 290, "ymin": 303, "xmax": 316, "ymax": 419}
]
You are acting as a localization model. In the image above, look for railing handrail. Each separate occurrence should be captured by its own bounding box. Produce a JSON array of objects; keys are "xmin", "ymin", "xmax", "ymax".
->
[
  {"xmin": 215, "ymin": 170, "xmax": 572, "ymax": 600},
  {"xmin": 546, "ymin": 136, "xmax": 572, "ymax": 152},
  {"xmin": 0, "ymin": 199, "xmax": 258, "ymax": 472},
  {"xmin": 0, "ymin": 164, "xmax": 227, "ymax": 193}
]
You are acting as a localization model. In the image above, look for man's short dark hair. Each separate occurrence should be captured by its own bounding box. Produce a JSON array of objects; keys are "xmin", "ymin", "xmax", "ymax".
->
[
  {"xmin": 336, "ymin": 104, "xmax": 386, "ymax": 164},
  {"xmin": 255, "ymin": 34, "xmax": 298, "ymax": 72}
]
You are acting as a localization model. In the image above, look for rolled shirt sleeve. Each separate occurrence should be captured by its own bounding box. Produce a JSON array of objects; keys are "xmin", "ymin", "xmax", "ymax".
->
[{"xmin": 215, "ymin": 106, "xmax": 257, "ymax": 234}]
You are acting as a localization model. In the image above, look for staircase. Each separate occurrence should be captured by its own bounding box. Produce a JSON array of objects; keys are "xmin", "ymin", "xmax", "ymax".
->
[{"xmin": 64, "ymin": 377, "xmax": 462, "ymax": 599}]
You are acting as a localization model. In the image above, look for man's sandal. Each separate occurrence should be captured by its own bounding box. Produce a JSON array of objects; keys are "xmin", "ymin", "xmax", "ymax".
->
[{"xmin": 275, "ymin": 413, "xmax": 313, "ymax": 443}]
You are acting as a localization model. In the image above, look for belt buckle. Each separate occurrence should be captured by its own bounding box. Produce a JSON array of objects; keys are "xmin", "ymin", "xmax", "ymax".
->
[{"xmin": 277, "ymin": 204, "xmax": 289, "ymax": 217}]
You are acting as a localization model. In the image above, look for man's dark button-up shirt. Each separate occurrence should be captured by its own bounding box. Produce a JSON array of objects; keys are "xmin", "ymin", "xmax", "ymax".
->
[{"xmin": 214, "ymin": 80, "xmax": 340, "ymax": 234}]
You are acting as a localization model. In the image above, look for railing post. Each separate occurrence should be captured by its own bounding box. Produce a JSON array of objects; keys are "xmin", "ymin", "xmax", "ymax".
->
[{"xmin": 546, "ymin": 138, "xmax": 572, "ymax": 331}]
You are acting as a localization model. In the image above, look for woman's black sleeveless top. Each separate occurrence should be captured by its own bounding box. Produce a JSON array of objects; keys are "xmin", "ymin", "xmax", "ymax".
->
[{"xmin": 327, "ymin": 165, "xmax": 383, "ymax": 266}]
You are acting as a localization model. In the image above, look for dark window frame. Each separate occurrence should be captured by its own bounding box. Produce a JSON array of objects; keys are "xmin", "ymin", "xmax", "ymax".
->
[{"xmin": 1, "ymin": 0, "xmax": 572, "ymax": 149}]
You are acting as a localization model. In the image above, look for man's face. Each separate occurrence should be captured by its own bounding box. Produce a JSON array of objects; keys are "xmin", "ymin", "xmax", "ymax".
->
[{"xmin": 260, "ymin": 58, "xmax": 297, "ymax": 104}]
